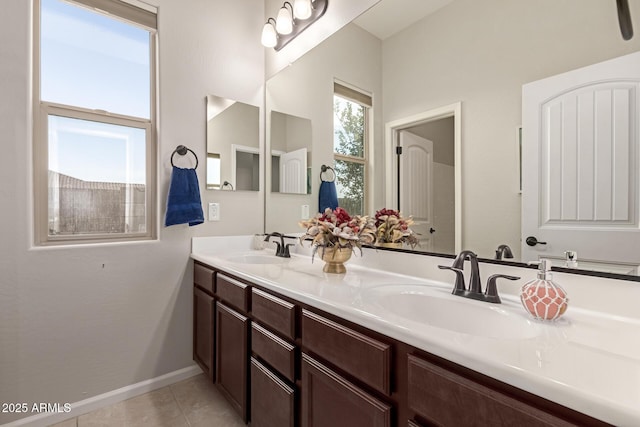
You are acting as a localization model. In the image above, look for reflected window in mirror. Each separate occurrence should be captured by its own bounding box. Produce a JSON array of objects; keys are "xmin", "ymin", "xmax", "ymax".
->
[
  {"xmin": 333, "ymin": 82, "xmax": 371, "ymax": 216},
  {"xmin": 207, "ymin": 153, "xmax": 221, "ymax": 189},
  {"xmin": 206, "ymin": 95, "xmax": 260, "ymax": 191}
]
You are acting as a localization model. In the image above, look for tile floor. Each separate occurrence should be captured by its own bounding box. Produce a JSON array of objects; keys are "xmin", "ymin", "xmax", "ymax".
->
[{"xmin": 49, "ymin": 374, "xmax": 245, "ymax": 427}]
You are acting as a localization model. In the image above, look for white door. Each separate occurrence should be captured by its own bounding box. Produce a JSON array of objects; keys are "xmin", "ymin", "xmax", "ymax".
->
[
  {"xmin": 399, "ymin": 131, "xmax": 434, "ymax": 250},
  {"xmin": 522, "ymin": 51, "xmax": 640, "ymax": 271},
  {"xmin": 280, "ymin": 147, "xmax": 307, "ymax": 194}
]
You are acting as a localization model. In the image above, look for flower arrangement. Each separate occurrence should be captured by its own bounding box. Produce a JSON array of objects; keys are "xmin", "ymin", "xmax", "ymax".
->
[
  {"xmin": 299, "ymin": 207, "xmax": 377, "ymax": 260},
  {"xmin": 374, "ymin": 208, "xmax": 419, "ymax": 249}
]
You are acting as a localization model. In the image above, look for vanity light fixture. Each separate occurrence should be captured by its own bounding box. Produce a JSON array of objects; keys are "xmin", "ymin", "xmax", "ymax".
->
[
  {"xmin": 276, "ymin": 2, "xmax": 294, "ymax": 35},
  {"xmin": 261, "ymin": 18, "xmax": 278, "ymax": 48},
  {"xmin": 261, "ymin": 0, "xmax": 328, "ymax": 51},
  {"xmin": 293, "ymin": 0, "xmax": 312, "ymax": 20}
]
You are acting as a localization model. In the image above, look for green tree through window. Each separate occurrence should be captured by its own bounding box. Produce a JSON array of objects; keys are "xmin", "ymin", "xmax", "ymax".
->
[{"xmin": 333, "ymin": 95, "xmax": 367, "ymax": 216}]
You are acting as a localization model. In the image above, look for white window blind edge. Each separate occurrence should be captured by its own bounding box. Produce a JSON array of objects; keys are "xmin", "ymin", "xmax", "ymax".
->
[
  {"xmin": 70, "ymin": 0, "xmax": 157, "ymax": 29},
  {"xmin": 334, "ymin": 81, "xmax": 372, "ymax": 107},
  {"xmin": 120, "ymin": 0, "xmax": 156, "ymax": 14}
]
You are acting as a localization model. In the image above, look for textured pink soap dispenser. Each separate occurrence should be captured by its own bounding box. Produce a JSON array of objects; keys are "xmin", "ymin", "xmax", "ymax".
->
[{"xmin": 520, "ymin": 260, "xmax": 569, "ymax": 321}]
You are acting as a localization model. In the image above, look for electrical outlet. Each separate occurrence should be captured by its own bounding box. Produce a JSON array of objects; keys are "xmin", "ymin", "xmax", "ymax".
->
[
  {"xmin": 301, "ymin": 204, "xmax": 310, "ymax": 219},
  {"xmin": 208, "ymin": 203, "xmax": 220, "ymax": 221}
]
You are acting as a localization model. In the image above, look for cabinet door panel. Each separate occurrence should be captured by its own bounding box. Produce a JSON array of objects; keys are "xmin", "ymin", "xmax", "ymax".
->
[
  {"xmin": 216, "ymin": 302, "xmax": 249, "ymax": 422},
  {"xmin": 407, "ymin": 354, "xmax": 574, "ymax": 427},
  {"xmin": 302, "ymin": 309, "xmax": 391, "ymax": 394},
  {"xmin": 193, "ymin": 287, "xmax": 214, "ymax": 380},
  {"xmin": 301, "ymin": 354, "xmax": 391, "ymax": 427},
  {"xmin": 250, "ymin": 357, "xmax": 295, "ymax": 427}
]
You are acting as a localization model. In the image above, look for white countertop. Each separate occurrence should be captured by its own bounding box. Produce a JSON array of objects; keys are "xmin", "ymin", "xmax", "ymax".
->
[{"xmin": 191, "ymin": 236, "xmax": 640, "ymax": 426}]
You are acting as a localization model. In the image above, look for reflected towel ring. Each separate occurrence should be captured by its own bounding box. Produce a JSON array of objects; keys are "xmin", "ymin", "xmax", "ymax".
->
[
  {"xmin": 320, "ymin": 165, "xmax": 335, "ymax": 182},
  {"xmin": 171, "ymin": 145, "xmax": 198, "ymax": 169}
]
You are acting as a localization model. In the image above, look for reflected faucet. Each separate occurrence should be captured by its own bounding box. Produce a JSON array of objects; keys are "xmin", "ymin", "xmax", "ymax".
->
[
  {"xmin": 439, "ymin": 250, "xmax": 520, "ymax": 303},
  {"xmin": 494, "ymin": 244, "xmax": 514, "ymax": 260},
  {"xmin": 264, "ymin": 232, "xmax": 293, "ymax": 258}
]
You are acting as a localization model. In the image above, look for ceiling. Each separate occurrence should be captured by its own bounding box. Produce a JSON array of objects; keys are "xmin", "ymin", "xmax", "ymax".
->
[{"xmin": 353, "ymin": 0, "xmax": 455, "ymax": 40}]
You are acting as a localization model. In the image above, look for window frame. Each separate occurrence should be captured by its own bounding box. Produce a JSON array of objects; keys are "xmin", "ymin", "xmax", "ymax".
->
[
  {"xmin": 33, "ymin": 0, "xmax": 158, "ymax": 245},
  {"xmin": 333, "ymin": 82, "xmax": 372, "ymax": 216}
]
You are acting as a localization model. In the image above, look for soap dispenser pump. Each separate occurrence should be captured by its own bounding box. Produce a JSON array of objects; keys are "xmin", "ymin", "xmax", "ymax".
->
[{"xmin": 520, "ymin": 260, "xmax": 569, "ymax": 321}]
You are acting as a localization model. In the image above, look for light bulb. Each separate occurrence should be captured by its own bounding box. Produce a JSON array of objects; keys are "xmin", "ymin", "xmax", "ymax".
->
[
  {"xmin": 261, "ymin": 21, "xmax": 277, "ymax": 48},
  {"xmin": 293, "ymin": 0, "xmax": 312, "ymax": 20},
  {"xmin": 276, "ymin": 5, "xmax": 293, "ymax": 35}
]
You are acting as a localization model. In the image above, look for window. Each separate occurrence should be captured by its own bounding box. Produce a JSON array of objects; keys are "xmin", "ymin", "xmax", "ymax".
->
[
  {"xmin": 333, "ymin": 82, "xmax": 371, "ymax": 216},
  {"xmin": 34, "ymin": 0, "xmax": 157, "ymax": 244}
]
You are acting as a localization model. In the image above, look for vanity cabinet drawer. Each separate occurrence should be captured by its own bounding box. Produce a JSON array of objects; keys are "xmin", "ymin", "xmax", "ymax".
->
[
  {"xmin": 301, "ymin": 354, "xmax": 392, "ymax": 427},
  {"xmin": 407, "ymin": 354, "xmax": 574, "ymax": 427},
  {"xmin": 252, "ymin": 323, "xmax": 296, "ymax": 382},
  {"xmin": 250, "ymin": 357, "xmax": 295, "ymax": 427},
  {"xmin": 301, "ymin": 309, "xmax": 391, "ymax": 395},
  {"xmin": 193, "ymin": 263, "xmax": 214, "ymax": 294},
  {"xmin": 216, "ymin": 274, "xmax": 249, "ymax": 313},
  {"xmin": 251, "ymin": 288, "xmax": 296, "ymax": 340}
]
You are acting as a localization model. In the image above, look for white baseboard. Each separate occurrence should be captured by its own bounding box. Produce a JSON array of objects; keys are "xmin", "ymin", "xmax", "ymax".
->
[{"xmin": 2, "ymin": 365, "xmax": 202, "ymax": 427}]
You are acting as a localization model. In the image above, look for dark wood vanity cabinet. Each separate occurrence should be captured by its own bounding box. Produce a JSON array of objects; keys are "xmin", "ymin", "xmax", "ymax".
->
[
  {"xmin": 215, "ymin": 274, "xmax": 250, "ymax": 423},
  {"xmin": 193, "ymin": 263, "xmax": 609, "ymax": 427},
  {"xmin": 192, "ymin": 264, "xmax": 215, "ymax": 380},
  {"xmin": 250, "ymin": 287, "xmax": 298, "ymax": 427}
]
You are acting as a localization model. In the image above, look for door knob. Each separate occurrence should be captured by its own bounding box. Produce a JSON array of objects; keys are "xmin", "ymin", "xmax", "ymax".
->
[
  {"xmin": 429, "ymin": 227, "xmax": 436, "ymax": 234},
  {"xmin": 525, "ymin": 236, "xmax": 547, "ymax": 247}
]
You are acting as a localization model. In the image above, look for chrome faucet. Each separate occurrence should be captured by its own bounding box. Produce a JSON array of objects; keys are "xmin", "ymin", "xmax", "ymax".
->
[
  {"xmin": 264, "ymin": 232, "xmax": 294, "ymax": 258},
  {"xmin": 494, "ymin": 244, "xmax": 514, "ymax": 260},
  {"xmin": 439, "ymin": 250, "xmax": 520, "ymax": 303}
]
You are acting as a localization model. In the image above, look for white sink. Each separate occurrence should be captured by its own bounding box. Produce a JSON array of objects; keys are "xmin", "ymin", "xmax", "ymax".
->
[
  {"xmin": 226, "ymin": 254, "xmax": 287, "ymax": 265},
  {"xmin": 361, "ymin": 284, "xmax": 541, "ymax": 340}
]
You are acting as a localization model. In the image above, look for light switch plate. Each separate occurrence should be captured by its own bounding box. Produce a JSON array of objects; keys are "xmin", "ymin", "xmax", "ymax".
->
[
  {"xmin": 301, "ymin": 204, "xmax": 310, "ymax": 219},
  {"xmin": 208, "ymin": 203, "xmax": 220, "ymax": 221}
]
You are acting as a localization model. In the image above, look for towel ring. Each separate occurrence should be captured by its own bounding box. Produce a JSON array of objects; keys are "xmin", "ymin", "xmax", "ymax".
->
[
  {"xmin": 171, "ymin": 145, "xmax": 198, "ymax": 169},
  {"xmin": 320, "ymin": 165, "xmax": 335, "ymax": 182}
]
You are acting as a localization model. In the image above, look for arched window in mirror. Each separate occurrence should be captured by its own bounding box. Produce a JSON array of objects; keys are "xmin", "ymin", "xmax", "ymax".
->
[{"xmin": 333, "ymin": 82, "xmax": 371, "ymax": 216}]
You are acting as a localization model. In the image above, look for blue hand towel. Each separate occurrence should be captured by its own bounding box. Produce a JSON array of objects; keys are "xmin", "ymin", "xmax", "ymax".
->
[
  {"xmin": 318, "ymin": 180, "xmax": 339, "ymax": 213},
  {"xmin": 165, "ymin": 166, "xmax": 204, "ymax": 227}
]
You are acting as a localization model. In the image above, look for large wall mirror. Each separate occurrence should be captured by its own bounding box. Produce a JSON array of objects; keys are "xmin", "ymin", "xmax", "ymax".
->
[
  {"xmin": 206, "ymin": 95, "xmax": 260, "ymax": 191},
  {"xmin": 264, "ymin": 0, "xmax": 640, "ymax": 278}
]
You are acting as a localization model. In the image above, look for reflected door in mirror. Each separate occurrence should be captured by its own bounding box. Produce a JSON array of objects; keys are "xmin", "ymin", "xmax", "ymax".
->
[
  {"xmin": 522, "ymin": 51, "xmax": 640, "ymax": 273},
  {"xmin": 270, "ymin": 111, "xmax": 312, "ymax": 194}
]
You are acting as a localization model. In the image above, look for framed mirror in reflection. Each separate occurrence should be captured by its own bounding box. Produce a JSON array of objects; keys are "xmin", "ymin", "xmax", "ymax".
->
[
  {"xmin": 270, "ymin": 111, "xmax": 312, "ymax": 194},
  {"xmin": 264, "ymin": 0, "xmax": 640, "ymax": 278},
  {"xmin": 206, "ymin": 95, "xmax": 260, "ymax": 191}
]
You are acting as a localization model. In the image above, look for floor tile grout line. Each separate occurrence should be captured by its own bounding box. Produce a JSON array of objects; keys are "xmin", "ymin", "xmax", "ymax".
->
[{"xmin": 168, "ymin": 382, "xmax": 193, "ymax": 427}]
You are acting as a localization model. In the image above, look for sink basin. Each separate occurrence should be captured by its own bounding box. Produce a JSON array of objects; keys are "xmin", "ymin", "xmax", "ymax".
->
[
  {"xmin": 226, "ymin": 254, "xmax": 286, "ymax": 265},
  {"xmin": 361, "ymin": 285, "xmax": 541, "ymax": 340}
]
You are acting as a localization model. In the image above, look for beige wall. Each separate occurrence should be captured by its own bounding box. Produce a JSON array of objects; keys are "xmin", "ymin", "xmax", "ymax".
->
[
  {"xmin": 0, "ymin": 0, "xmax": 264, "ymax": 423},
  {"xmin": 383, "ymin": 0, "xmax": 640, "ymax": 258}
]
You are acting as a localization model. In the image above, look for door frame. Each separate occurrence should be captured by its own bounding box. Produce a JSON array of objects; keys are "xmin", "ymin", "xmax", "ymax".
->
[{"xmin": 384, "ymin": 102, "xmax": 462, "ymax": 253}]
